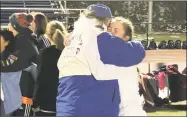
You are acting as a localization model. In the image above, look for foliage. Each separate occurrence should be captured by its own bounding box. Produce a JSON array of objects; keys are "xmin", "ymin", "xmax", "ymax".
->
[{"xmin": 64, "ymin": 1, "xmax": 186, "ymax": 33}]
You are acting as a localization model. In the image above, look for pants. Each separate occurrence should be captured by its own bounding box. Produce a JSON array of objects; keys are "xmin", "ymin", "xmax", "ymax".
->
[
  {"xmin": 0, "ymin": 100, "xmax": 13, "ymax": 117},
  {"xmin": 1, "ymin": 99, "xmax": 5, "ymax": 116}
]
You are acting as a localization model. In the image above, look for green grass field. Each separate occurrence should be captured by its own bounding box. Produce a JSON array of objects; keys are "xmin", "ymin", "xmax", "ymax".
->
[
  {"xmin": 147, "ymin": 108, "xmax": 186, "ymax": 116},
  {"xmin": 134, "ymin": 33, "xmax": 186, "ymax": 43},
  {"xmin": 147, "ymin": 101, "xmax": 186, "ymax": 116}
]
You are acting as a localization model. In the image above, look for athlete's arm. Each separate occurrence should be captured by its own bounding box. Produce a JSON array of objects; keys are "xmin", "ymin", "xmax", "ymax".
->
[{"xmin": 83, "ymin": 32, "xmax": 145, "ymax": 80}]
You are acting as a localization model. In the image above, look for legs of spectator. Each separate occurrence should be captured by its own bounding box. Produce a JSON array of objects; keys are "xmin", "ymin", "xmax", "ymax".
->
[
  {"xmin": 13, "ymin": 104, "xmax": 33, "ymax": 116},
  {"xmin": 1, "ymin": 99, "xmax": 5, "ymax": 116},
  {"xmin": 0, "ymin": 100, "xmax": 13, "ymax": 117}
]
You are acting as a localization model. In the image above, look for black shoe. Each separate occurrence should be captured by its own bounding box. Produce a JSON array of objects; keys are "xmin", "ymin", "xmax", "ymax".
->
[
  {"xmin": 143, "ymin": 105, "xmax": 157, "ymax": 112},
  {"xmin": 162, "ymin": 98, "xmax": 170, "ymax": 104}
]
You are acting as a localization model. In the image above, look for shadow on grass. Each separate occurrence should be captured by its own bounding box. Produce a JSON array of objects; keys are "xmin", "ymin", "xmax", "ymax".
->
[
  {"xmin": 147, "ymin": 102, "xmax": 187, "ymax": 116},
  {"xmin": 147, "ymin": 105, "xmax": 187, "ymax": 113},
  {"xmin": 164, "ymin": 105, "xmax": 187, "ymax": 111}
]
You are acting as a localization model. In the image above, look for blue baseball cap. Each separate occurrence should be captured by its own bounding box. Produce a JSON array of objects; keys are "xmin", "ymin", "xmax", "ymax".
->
[{"xmin": 87, "ymin": 4, "xmax": 113, "ymax": 18}]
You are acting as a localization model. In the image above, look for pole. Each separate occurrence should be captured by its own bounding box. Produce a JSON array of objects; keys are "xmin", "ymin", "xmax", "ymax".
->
[
  {"xmin": 64, "ymin": 1, "xmax": 68, "ymax": 28},
  {"xmin": 148, "ymin": 0, "xmax": 153, "ymax": 32},
  {"xmin": 147, "ymin": 23, "xmax": 149, "ymax": 46},
  {"xmin": 64, "ymin": 1, "xmax": 67, "ymax": 12},
  {"xmin": 128, "ymin": 1, "xmax": 131, "ymax": 18}
]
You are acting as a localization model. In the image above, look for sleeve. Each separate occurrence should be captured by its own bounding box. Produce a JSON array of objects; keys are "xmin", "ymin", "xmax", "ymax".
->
[
  {"xmin": 82, "ymin": 32, "xmax": 118, "ymax": 80},
  {"xmin": 82, "ymin": 32, "xmax": 145, "ymax": 81},
  {"xmin": 1, "ymin": 36, "xmax": 39, "ymax": 72},
  {"xmin": 38, "ymin": 36, "xmax": 51, "ymax": 50}
]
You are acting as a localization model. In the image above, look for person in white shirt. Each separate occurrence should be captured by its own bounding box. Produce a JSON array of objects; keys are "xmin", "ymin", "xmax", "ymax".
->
[{"xmin": 57, "ymin": 4, "xmax": 146, "ymax": 116}]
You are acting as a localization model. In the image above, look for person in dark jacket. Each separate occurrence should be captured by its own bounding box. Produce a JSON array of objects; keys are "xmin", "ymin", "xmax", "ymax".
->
[
  {"xmin": 0, "ymin": 29, "xmax": 20, "ymax": 116},
  {"xmin": 33, "ymin": 20, "xmax": 68, "ymax": 116},
  {"xmin": 1, "ymin": 13, "xmax": 39, "ymax": 71},
  {"xmin": 1, "ymin": 13, "xmax": 39, "ymax": 116},
  {"xmin": 30, "ymin": 12, "xmax": 51, "ymax": 51}
]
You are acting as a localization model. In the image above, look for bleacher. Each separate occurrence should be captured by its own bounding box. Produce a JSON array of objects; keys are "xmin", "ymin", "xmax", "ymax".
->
[
  {"xmin": 1, "ymin": 1, "xmax": 24, "ymax": 25},
  {"xmin": 0, "ymin": 0, "xmax": 65, "ymax": 27},
  {"xmin": 24, "ymin": 1, "xmax": 53, "ymax": 8}
]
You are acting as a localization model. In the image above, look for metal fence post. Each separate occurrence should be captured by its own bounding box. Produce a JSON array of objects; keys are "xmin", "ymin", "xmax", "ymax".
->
[
  {"xmin": 146, "ymin": 23, "xmax": 149, "ymax": 46},
  {"xmin": 148, "ymin": 0, "xmax": 153, "ymax": 32}
]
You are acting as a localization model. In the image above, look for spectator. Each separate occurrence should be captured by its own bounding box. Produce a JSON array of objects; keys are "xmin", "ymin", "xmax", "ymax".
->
[
  {"xmin": 1, "ymin": 13, "xmax": 39, "ymax": 116},
  {"xmin": 30, "ymin": 12, "xmax": 51, "ymax": 50},
  {"xmin": 33, "ymin": 20, "xmax": 67, "ymax": 116},
  {"xmin": 0, "ymin": 29, "xmax": 21, "ymax": 116},
  {"xmin": 1, "ymin": 13, "xmax": 39, "ymax": 72}
]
